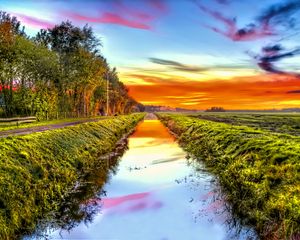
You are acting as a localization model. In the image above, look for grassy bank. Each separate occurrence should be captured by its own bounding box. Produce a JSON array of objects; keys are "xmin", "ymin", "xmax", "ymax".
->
[
  {"xmin": 0, "ymin": 113, "xmax": 144, "ymax": 239},
  {"xmin": 157, "ymin": 113, "xmax": 300, "ymax": 240}
]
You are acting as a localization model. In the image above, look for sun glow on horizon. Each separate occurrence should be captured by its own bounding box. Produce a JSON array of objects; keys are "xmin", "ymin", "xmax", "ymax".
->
[{"xmin": 125, "ymin": 73, "xmax": 300, "ymax": 110}]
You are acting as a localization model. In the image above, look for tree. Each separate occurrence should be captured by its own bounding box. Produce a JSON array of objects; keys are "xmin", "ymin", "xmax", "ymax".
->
[{"xmin": 0, "ymin": 15, "xmax": 140, "ymax": 118}]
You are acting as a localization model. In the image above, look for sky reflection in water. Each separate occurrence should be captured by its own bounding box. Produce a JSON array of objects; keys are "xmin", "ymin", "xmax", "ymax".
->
[{"xmin": 48, "ymin": 120, "xmax": 253, "ymax": 240}]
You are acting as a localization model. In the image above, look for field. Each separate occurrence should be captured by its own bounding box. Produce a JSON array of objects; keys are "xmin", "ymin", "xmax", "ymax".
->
[
  {"xmin": 157, "ymin": 112, "xmax": 300, "ymax": 240},
  {"xmin": 192, "ymin": 112, "xmax": 300, "ymax": 136}
]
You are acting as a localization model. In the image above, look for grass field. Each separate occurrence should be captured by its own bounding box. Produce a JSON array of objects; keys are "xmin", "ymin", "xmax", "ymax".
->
[
  {"xmin": 157, "ymin": 112, "xmax": 300, "ymax": 240},
  {"xmin": 190, "ymin": 112, "xmax": 300, "ymax": 136}
]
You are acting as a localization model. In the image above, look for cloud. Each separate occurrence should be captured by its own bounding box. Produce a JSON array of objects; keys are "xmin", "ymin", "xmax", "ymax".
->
[
  {"xmin": 215, "ymin": 0, "xmax": 230, "ymax": 5},
  {"xmin": 12, "ymin": 13, "xmax": 54, "ymax": 29},
  {"xmin": 112, "ymin": 0, "xmax": 154, "ymax": 21},
  {"xmin": 65, "ymin": 12, "xmax": 151, "ymax": 30},
  {"xmin": 286, "ymin": 90, "xmax": 300, "ymax": 94},
  {"xmin": 146, "ymin": 0, "xmax": 168, "ymax": 13},
  {"xmin": 195, "ymin": 0, "xmax": 300, "ymax": 42},
  {"xmin": 194, "ymin": 1, "xmax": 274, "ymax": 41},
  {"xmin": 149, "ymin": 57, "xmax": 209, "ymax": 72},
  {"xmin": 262, "ymin": 44, "xmax": 284, "ymax": 54},
  {"xmin": 253, "ymin": 44, "xmax": 300, "ymax": 76},
  {"xmin": 257, "ymin": 0, "xmax": 300, "ymax": 27},
  {"xmin": 149, "ymin": 58, "xmax": 183, "ymax": 67},
  {"xmin": 62, "ymin": 0, "xmax": 168, "ymax": 30},
  {"xmin": 193, "ymin": 1, "xmax": 300, "ymax": 77},
  {"xmin": 146, "ymin": 57, "xmax": 253, "ymax": 75}
]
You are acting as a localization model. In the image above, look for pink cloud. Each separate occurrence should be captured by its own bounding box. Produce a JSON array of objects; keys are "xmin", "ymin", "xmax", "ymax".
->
[
  {"xmin": 13, "ymin": 13, "xmax": 54, "ymax": 29},
  {"xmin": 196, "ymin": 3, "xmax": 274, "ymax": 41},
  {"xmin": 62, "ymin": 0, "xmax": 169, "ymax": 30},
  {"xmin": 65, "ymin": 11, "xmax": 151, "ymax": 30}
]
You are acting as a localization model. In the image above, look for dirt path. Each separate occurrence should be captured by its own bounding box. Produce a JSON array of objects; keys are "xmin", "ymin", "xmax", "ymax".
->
[{"xmin": 0, "ymin": 118, "xmax": 107, "ymax": 138}]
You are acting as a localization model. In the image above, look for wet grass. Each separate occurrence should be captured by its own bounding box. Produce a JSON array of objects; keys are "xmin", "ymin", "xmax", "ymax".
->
[
  {"xmin": 157, "ymin": 113, "xmax": 300, "ymax": 240},
  {"xmin": 0, "ymin": 113, "xmax": 145, "ymax": 239},
  {"xmin": 190, "ymin": 112, "xmax": 300, "ymax": 136}
]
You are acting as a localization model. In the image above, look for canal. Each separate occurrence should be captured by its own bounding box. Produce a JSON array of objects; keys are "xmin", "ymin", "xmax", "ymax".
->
[{"xmin": 27, "ymin": 119, "xmax": 255, "ymax": 240}]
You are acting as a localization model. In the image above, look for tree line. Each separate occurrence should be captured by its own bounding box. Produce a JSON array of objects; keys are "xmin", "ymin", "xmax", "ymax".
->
[{"xmin": 0, "ymin": 11, "xmax": 143, "ymax": 119}]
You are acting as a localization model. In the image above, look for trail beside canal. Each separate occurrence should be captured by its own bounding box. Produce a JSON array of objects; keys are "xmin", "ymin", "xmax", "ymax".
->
[{"xmin": 0, "ymin": 118, "xmax": 107, "ymax": 138}]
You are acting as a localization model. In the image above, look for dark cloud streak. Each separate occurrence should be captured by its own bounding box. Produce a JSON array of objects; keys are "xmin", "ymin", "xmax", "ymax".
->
[
  {"xmin": 254, "ymin": 44, "xmax": 300, "ymax": 77},
  {"xmin": 257, "ymin": 1, "xmax": 300, "ymax": 26},
  {"xmin": 149, "ymin": 58, "xmax": 183, "ymax": 67},
  {"xmin": 149, "ymin": 57, "xmax": 209, "ymax": 72}
]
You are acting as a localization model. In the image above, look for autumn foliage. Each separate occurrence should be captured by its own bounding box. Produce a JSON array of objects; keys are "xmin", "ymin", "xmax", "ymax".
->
[{"xmin": 0, "ymin": 11, "xmax": 141, "ymax": 119}]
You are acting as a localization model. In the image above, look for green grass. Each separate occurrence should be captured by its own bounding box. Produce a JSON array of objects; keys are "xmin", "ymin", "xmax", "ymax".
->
[
  {"xmin": 0, "ymin": 113, "xmax": 145, "ymax": 239},
  {"xmin": 190, "ymin": 112, "xmax": 300, "ymax": 136},
  {"xmin": 157, "ymin": 113, "xmax": 300, "ymax": 240},
  {"xmin": 0, "ymin": 116, "xmax": 108, "ymax": 132}
]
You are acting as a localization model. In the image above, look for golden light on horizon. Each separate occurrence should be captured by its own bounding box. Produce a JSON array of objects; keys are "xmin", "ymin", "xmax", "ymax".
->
[{"xmin": 123, "ymin": 73, "xmax": 300, "ymax": 110}]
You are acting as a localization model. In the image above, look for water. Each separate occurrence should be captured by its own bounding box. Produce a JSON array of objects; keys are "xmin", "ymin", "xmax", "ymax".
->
[{"xmin": 29, "ymin": 120, "xmax": 255, "ymax": 240}]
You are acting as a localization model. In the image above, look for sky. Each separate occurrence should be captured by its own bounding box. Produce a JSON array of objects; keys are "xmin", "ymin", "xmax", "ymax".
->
[{"xmin": 1, "ymin": 0, "xmax": 300, "ymax": 110}]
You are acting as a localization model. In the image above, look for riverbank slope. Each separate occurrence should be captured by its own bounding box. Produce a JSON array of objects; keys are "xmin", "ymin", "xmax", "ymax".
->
[
  {"xmin": 0, "ymin": 113, "xmax": 145, "ymax": 239},
  {"xmin": 157, "ymin": 113, "xmax": 300, "ymax": 240}
]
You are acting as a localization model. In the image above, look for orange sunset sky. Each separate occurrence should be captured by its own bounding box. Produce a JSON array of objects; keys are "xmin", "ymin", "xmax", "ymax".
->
[{"xmin": 123, "ymin": 72, "xmax": 300, "ymax": 110}]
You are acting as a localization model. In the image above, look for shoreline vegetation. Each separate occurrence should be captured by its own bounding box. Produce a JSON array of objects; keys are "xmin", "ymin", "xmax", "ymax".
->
[
  {"xmin": 0, "ymin": 113, "xmax": 144, "ymax": 239},
  {"xmin": 157, "ymin": 113, "xmax": 300, "ymax": 240}
]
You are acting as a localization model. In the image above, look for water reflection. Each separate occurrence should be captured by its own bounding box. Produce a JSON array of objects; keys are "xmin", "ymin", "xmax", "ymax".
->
[
  {"xmin": 24, "ymin": 136, "xmax": 129, "ymax": 239},
  {"xmin": 27, "ymin": 120, "xmax": 256, "ymax": 240}
]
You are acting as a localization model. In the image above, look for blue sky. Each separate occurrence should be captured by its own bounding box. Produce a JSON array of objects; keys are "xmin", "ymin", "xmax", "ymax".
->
[{"xmin": 1, "ymin": 0, "xmax": 300, "ymax": 109}]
